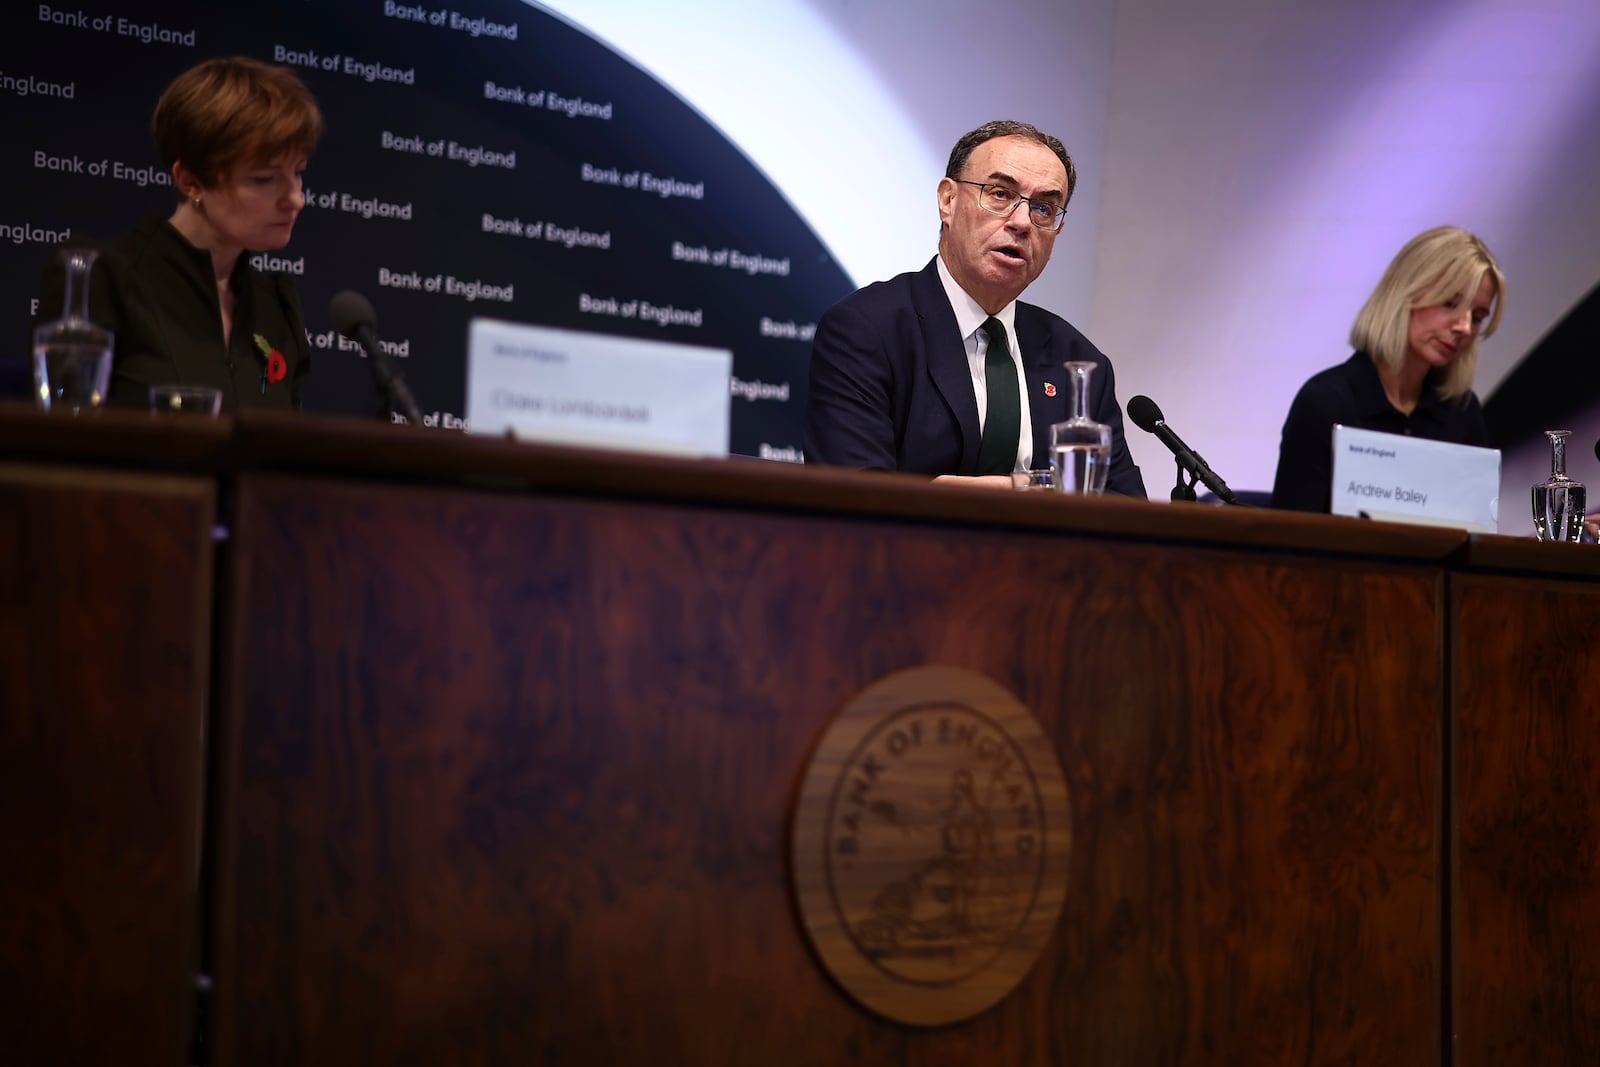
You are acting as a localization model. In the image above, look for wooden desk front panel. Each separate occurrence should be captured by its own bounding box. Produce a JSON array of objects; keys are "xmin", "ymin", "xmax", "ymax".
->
[
  {"xmin": 216, "ymin": 474, "xmax": 1441, "ymax": 1066},
  {"xmin": 1453, "ymin": 574, "xmax": 1600, "ymax": 1066},
  {"xmin": 0, "ymin": 465, "xmax": 214, "ymax": 1067}
]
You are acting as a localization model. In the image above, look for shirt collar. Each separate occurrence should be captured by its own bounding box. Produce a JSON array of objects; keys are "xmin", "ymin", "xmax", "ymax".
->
[{"xmin": 936, "ymin": 253, "xmax": 1018, "ymax": 347}]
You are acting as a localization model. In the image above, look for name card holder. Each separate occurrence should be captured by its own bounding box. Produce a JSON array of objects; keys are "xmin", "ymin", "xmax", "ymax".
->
[
  {"xmin": 1330, "ymin": 424, "xmax": 1500, "ymax": 533},
  {"xmin": 465, "ymin": 317, "xmax": 732, "ymax": 457}
]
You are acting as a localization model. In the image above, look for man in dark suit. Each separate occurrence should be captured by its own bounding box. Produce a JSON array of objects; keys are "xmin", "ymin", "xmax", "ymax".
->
[{"xmin": 803, "ymin": 120, "xmax": 1145, "ymax": 497}]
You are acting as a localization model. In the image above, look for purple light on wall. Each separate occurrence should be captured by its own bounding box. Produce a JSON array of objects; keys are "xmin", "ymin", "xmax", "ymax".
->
[{"xmin": 1092, "ymin": 0, "xmax": 1600, "ymax": 507}]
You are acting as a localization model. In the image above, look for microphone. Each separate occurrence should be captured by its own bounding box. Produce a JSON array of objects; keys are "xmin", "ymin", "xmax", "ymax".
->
[
  {"xmin": 1126, "ymin": 395, "xmax": 1239, "ymax": 505},
  {"xmin": 329, "ymin": 290, "xmax": 425, "ymax": 426}
]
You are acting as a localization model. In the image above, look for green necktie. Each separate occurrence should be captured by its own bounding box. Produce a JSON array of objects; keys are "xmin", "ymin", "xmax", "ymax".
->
[{"xmin": 976, "ymin": 317, "xmax": 1020, "ymax": 475}]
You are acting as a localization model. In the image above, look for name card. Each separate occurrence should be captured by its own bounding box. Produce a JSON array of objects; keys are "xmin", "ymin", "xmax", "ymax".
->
[
  {"xmin": 465, "ymin": 317, "xmax": 731, "ymax": 456},
  {"xmin": 1330, "ymin": 424, "xmax": 1500, "ymax": 532}
]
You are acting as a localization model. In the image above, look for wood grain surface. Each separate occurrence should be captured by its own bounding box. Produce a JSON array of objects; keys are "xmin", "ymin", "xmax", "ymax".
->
[
  {"xmin": 0, "ymin": 463, "xmax": 215, "ymax": 1066},
  {"xmin": 1452, "ymin": 575, "xmax": 1600, "ymax": 1065},
  {"xmin": 220, "ymin": 405, "xmax": 1468, "ymax": 564},
  {"xmin": 212, "ymin": 471, "xmax": 1442, "ymax": 1066}
]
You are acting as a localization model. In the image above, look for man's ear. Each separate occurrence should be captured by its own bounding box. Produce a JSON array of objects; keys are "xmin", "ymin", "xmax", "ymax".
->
[{"xmin": 936, "ymin": 177, "xmax": 957, "ymax": 229}]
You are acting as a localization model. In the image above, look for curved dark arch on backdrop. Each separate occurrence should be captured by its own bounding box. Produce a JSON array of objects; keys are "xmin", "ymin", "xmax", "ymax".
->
[{"xmin": 2, "ymin": 0, "xmax": 855, "ymax": 458}]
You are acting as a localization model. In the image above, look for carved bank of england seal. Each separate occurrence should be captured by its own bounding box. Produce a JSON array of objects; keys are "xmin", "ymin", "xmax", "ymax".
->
[{"xmin": 790, "ymin": 666, "xmax": 1071, "ymax": 1026}]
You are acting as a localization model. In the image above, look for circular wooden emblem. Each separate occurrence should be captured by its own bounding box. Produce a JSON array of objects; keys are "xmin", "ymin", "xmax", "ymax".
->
[{"xmin": 790, "ymin": 666, "xmax": 1071, "ymax": 1026}]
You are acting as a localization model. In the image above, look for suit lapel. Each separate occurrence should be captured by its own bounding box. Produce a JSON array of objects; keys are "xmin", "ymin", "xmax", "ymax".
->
[
  {"xmin": 1015, "ymin": 306, "xmax": 1067, "ymax": 463},
  {"xmin": 910, "ymin": 259, "xmax": 982, "ymax": 475}
]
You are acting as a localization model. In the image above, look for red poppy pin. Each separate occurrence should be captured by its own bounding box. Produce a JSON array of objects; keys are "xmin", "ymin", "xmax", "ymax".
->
[
  {"xmin": 253, "ymin": 333, "xmax": 288, "ymax": 393},
  {"xmin": 1044, "ymin": 382, "xmax": 1057, "ymax": 397}
]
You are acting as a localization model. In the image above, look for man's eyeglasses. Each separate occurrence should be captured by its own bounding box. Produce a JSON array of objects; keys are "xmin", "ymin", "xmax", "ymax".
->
[{"xmin": 955, "ymin": 179, "xmax": 1067, "ymax": 232}]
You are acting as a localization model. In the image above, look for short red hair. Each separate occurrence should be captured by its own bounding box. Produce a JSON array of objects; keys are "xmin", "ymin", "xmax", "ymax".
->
[{"xmin": 152, "ymin": 56, "xmax": 322, "ymax": 194}]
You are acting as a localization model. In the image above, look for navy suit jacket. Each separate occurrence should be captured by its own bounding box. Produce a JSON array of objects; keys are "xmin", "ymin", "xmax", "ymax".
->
[{"xmin": 803, "ymin": 258, "xmax": 1146, "ymax": 498}]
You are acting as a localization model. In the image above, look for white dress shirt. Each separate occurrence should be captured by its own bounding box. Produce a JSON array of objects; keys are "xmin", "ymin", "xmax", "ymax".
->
[{"xmin": 935, "ymin": 254, "xmax": 1033, "ymax": 471}]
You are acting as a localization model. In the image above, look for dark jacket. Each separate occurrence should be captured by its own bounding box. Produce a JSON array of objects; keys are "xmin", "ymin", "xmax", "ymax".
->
[
  {"xmin": 803, "ymin": 257, "xmax": 1146, "ymax": 497},
  {"xmin": 35, "ymin": 212, "xmax": 311, "ymax": 410},
  {"xmin": 1271, "ymin": 351, "xmax": 1487, "ymax": 512}
]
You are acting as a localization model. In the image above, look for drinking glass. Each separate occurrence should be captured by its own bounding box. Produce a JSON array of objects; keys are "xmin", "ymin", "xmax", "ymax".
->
[
  {"xmin": 150, "ymin": 384, "xmax": 222, "ymax": 416},
  {"xmin": 33, "ymin": 248, "xmax": 113, "ymax": 413},
  {"xmin": 1049, "ymin": 361, "xmax": 1111, "ymax": 494},
  {"xmin": 1011, "ymin": 468, "xmax": 1056, "ymax": 491},
  {"xmin": 1532, "ymin": 429, "xmax": 1585, "ymax": 542}
]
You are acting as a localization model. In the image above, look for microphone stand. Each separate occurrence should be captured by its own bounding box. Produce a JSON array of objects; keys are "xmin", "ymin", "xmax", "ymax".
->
[
  {"xmin": 1171, "ymin": 461, "xmax": 1199, "ymax": 503},
  {"xmin": 365, "ymin": 339, "xmax": 424, "ymax": 426}
]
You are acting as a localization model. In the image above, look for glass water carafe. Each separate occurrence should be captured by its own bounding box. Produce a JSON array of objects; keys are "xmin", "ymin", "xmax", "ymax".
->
[
  {"xmin": 1049, "ymin": 361, "xmax": 1111, "ymax": 494},
  {"xmin": 1531, "ymin": 429, "xmax": 1585, "ymax": 542},
  {"xmin": 33, "ymin": 248, "xmax": 113, "ymax": 412}
]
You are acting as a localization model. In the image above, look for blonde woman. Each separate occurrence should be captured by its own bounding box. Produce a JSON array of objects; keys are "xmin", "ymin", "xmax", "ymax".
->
[{"xmin": 1271, "ymin": 226, "xmax": 1505, "ymax": 512}]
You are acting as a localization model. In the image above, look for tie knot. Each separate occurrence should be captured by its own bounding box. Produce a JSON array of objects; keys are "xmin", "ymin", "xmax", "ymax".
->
[{"xmin": 981, "ymin": 317, "xmax": 1008, "ymax": 352}]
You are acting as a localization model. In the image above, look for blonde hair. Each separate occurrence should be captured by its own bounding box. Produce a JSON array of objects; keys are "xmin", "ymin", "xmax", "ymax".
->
[
  {"xmin": 1349, "ymin": 226, "xmax": 1505, "ymax": 401},
  {"xmin": 152, "ymin": 56, "xmax": 322, "ymax": 195}
]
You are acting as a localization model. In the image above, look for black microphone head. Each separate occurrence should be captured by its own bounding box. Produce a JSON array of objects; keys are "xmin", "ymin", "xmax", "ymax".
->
[
  {"xmin": 329, "ymin": 290, "xmax": 377, "ymax": 340},
  {"xmin": 1595, "ymin": 437, "xmax": 1600, "ymax": 464},
  {"xmin": 1126, "ymin": 394, "xmax": 1163, "ymax": 432}
]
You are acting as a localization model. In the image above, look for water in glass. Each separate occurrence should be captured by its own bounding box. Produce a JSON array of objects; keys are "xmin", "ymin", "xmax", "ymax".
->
[
  {"xmin": 1049, "ymin": 361, "xmax": 1111, "ymax": 494},
  {"xmin": 1531, "ymin": 429, "xmax": 1586, "ymax": 542},
  {"xmin": 33, "ymin": 248, "xmax": 113, "ymax": 413},
  {"xmin": 1052, "ymin": 443, "xmax": 1105, "ymax": 494}
]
